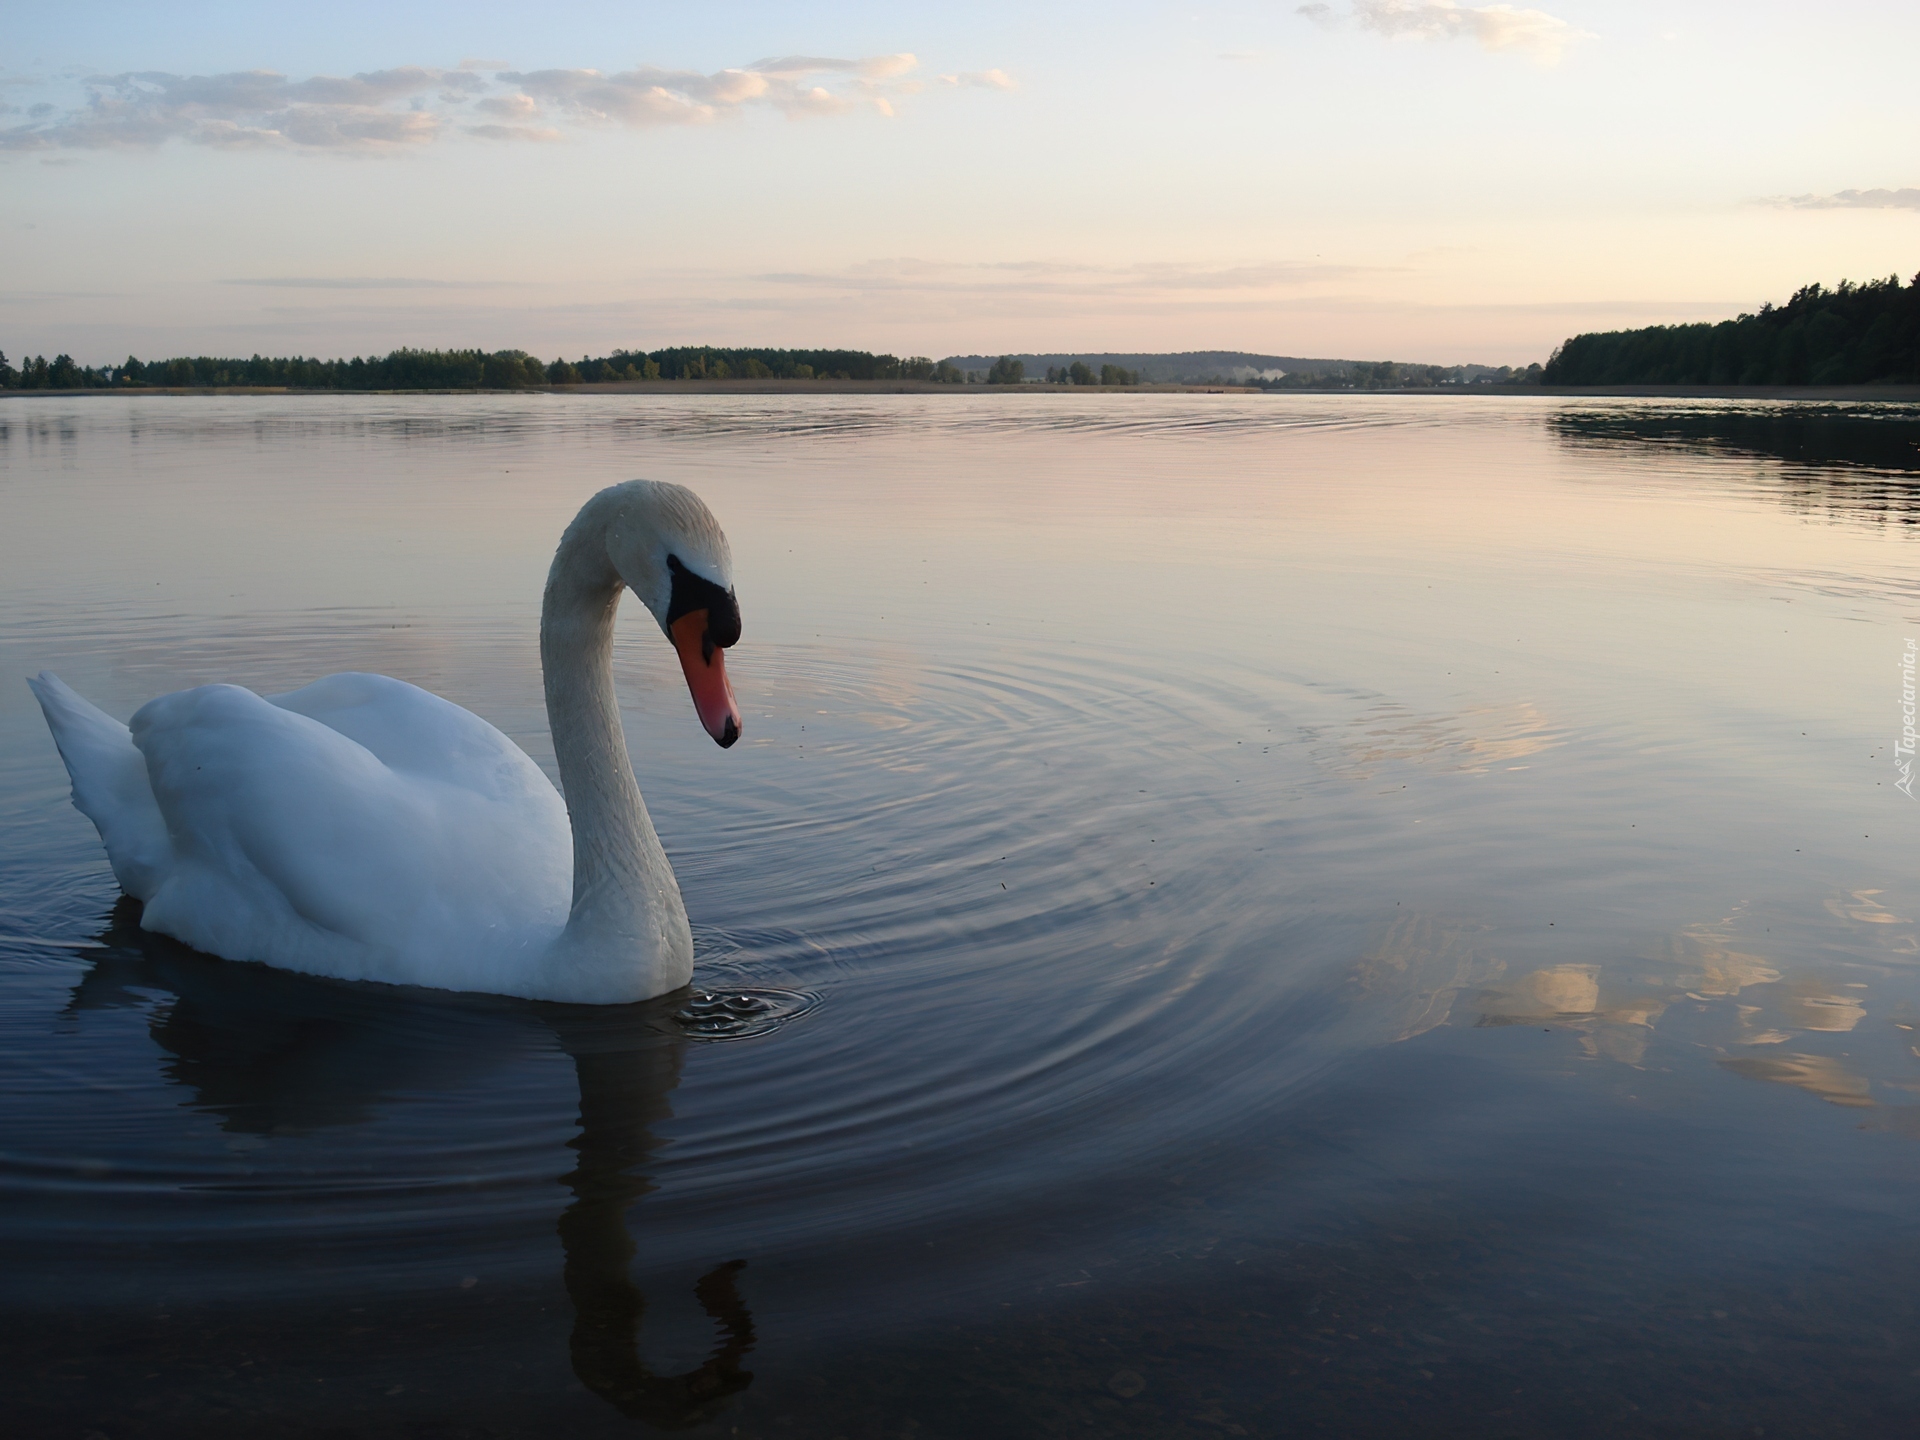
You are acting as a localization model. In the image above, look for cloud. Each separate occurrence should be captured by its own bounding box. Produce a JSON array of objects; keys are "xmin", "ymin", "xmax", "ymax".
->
[
  {"xmin": 281, "ymin": 67, "xmax": 445, "ymax": 106},
  {"xmin": 752, "ymin": 256, "xmax": 1378, "ymax": 301},
  {"xmin": 0, "ymin": 289, "xmax": 134, "ymax": 301},
  {"xmin": 1764, "ymin": 188, "xmax": 1920, "ymax": 211},
  {"xmin": 220, "ymin": 276, "xmax": 516, "ymax": 289},
  {"xmin": 938, "ymin": 69, "xmax": 1017, "ymax": 90},
  {"xmin": 1301, "ymin": 1, "xmax": 1591, "ymax": 65},
  {"xmin": 0, "ymin": 51, "xmax": 994, "ymax": 154},
  {"xmin": 502, "ymin": 55, "xmax": 925, "ymax": 125},
  {"xmin": 0, "ymin": 68, "xmax": 450, "ymax": 152},
  {"xmin": 276, "ymin": 107, "xmax": 440, "ymax": 149},
  {"xmin": 749, "ymin": 54, "xmax": 919, "ymax": 80},
  {"xmin": 465, "ymin": 123, "xmax": 564, "ymax": 143},
  {"xmin": 502, "ymin": 67, "xmax": 747, "ymax": 126},
  {"xmin": 475, "ymin": 93, "xmax": 542, "ymax": 119},
  {"xmin": 1131, "ymin": 261, "xmax": 1377, "ymax": 289}
]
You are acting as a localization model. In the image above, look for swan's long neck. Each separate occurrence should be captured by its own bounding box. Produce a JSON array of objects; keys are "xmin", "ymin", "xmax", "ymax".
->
[{"xmin": 539, "ymin": 501, "xmax": 693, "ymax": 998}]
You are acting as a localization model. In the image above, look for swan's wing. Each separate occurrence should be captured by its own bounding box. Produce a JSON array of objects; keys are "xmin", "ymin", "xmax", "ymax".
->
[
  {"xmin": 28, "ymin": 672, "xmax": 171, "ymax": 899},
  {"xmin": 129, "ymin": 682, "xmax": 570, "ymax": 985},
  {"xmin": 267, "ymin": 672, "xmax": 555, "ymax": 808}
]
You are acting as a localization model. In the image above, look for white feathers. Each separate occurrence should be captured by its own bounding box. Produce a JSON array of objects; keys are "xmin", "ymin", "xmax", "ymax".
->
[
  {"xmin": 41, "ymin": 672, "xmax": 572, "ymax": 994},
  {"xmin": 30, "ymin": 480, "xmax": 737, "ymax": 1004}
]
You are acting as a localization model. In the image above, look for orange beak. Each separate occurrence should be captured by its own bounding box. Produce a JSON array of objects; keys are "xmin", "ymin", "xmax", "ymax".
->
[{"xmin": 670, "ymin": 610, "xmax": 742, "ymax": 748}]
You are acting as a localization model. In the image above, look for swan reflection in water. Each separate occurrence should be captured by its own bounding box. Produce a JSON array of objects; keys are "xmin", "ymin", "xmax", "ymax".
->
[{"xmin": 63, "ymin": 897, "xmax": 756, "ymax": 1430}]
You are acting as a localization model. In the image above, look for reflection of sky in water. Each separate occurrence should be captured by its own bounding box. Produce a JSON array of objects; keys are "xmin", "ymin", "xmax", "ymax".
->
[
  {"xmin": 1359, "ymin": 892, "xmax": 1920, "ymax": 1109},
  {"xmin": 5, "ymin": 394, "xmax": 1920, "ymax": 1436}
]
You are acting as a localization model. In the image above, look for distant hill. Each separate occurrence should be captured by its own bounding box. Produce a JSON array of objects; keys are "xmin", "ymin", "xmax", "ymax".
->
[
  {"xmin": 939, "ymin": 351, "xmax": 1338, "ymax": 382},
  {"xmin": 939, "ymin": 350, "xmax": 1511, "ymax": 383}
]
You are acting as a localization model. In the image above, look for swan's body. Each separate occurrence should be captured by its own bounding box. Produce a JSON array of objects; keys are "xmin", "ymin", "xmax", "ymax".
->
[{"xmin": 30, "ymin": 480, "xmax": 744, "ymax": 1005}]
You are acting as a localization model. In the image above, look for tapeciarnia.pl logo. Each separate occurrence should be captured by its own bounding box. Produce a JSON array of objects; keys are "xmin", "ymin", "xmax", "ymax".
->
[{"xmin": 1899, "ymin": 638, "xmax": 1917, "ymax": 799}]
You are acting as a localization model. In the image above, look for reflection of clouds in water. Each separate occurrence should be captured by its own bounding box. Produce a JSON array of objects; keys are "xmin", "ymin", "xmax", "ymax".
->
[
  {"xmin": 1514, "ymin": 964, "xmax": 1599, "ymax": 1014},
  {"xmin": 1633, "ymin": 908, "xmax": 1887, "ymax": 1082},
  {"xmin": 1656, "ymin": 902, "xmax": 1906, "ymax": 1105},
  {"xmin": 1348, "ymin": 919, "xmax": 1664, "ymax": 1062},
  {"xmin": 1825, "ymin": 889, "xmax": 1908, "ymax": 926},
  {"xmin": 1710, "ymin": 900, "xmax": 1908, "ymax": 1106},
  {"xmin": 1337, "ymin": 700, "xmax": 1563, "ymax": 780},
  {"xmin": 1776, "ymin": 980, "xmax": 1867, "ymax": 1034},
  {"xmin": 1351, "ymin": 893, "xmax": 1920, "ymax": 1111},
  {"xmin": 1719, "ymin": 1053, "xmax": 1873, "ymax": 1109},
  {"xmin": 1665, "ymin": 917, "xmax": 1781, "ymax": 996},
  {"xmin": 1347, "ymin": 913, "xmax": 1501, "ymax": 1041},
  {"xmin": 1470, "ymin": 963, "xmax": 1667, "ymax": 1066}
]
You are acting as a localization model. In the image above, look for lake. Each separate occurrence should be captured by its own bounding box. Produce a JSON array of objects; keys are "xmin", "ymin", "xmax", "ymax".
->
[{"xmin": 3, "ymin": 392, "xmax": 1920, "ymax": 1438}]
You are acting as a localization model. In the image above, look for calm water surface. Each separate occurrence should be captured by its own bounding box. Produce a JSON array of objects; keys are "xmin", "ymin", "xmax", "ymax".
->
[{"xmin": 4, "ymin": 393, "xmax": 1920, "ymax": 1437}]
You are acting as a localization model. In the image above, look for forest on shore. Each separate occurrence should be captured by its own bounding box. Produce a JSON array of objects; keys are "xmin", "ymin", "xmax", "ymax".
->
[
  {"xmin": 22, "ymin": 280, "xmax": 1919, "ymax": 395},
  {"xmin": 0, "ymin": 346, "xmax": 968, "ymax": 391},
  {"xmin": 0, "ymin": 345, "xmax": 1537, "ymax": 393},
  {"xmin": 1544, "ymin": 273, "xmax": 1920, "ymax": 385}
]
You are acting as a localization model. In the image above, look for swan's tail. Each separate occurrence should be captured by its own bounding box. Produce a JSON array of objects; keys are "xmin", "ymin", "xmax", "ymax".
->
[{"xmin": 28, "ymin": 672, "xmax": 171, "ymax": 900}]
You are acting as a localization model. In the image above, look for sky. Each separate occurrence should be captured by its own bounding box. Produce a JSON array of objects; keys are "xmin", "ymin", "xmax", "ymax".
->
[{"xmin": 2, "ymin": 0, "xmax": 1916, "ymax": 367}]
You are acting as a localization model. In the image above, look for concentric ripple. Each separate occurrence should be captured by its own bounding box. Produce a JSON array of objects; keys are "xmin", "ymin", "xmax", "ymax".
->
[{"xmin": 673, "ymin": 987, "xmax": 820, "ymax": 1040}]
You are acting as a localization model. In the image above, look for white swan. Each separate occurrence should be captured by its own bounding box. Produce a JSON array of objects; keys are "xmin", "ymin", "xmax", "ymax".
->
[{"xmin": 28, "ymin": 480, "xmax": 744, "ymax": 1005}]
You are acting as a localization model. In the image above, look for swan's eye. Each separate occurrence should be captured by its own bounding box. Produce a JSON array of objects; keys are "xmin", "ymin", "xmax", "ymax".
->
[{"xmin": 665, "ymin": 554, "xmax": 742, "ymax": 649}]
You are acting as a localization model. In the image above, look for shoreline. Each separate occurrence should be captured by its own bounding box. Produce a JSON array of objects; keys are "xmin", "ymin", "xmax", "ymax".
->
[
  {"xmin": 1460, "ymin": 382, "xmax": 1920, "ymax": 401},
  {"xmin": 3, "ymin": 380, "xmax": 1917, "ymax": 401},
  {"xmin": 0, "ymin": 379, "xmax": 1254, "ymax": 398}
]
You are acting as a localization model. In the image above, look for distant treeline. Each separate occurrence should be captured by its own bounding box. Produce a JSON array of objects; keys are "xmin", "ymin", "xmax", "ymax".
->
[
  {"xmin": 973, "ymin": 357, "xmax": 1141, "ymax": 385},
  {"xmin": 945, "ymin": 350, "xmax": 1531, "ymax": 386},
  {"xmin": 1, "ymin": 344, "xmax": 1560, "ymax": 393},
  {"xmin": 983, "ymin": 355, "xmax": 1543, "ymax": 387},
  {"xmin": 0, "ymin": 346, "xmax": 974, "ymax": 391},
  {"xmin": 1038, "ymin": 360, "xmax": 1141, "ymax": 385},
  {"xmin": 0, "ymin": 345, "xmax": 1542, "ymax": 392},
  {"xmin": 1240, "ymin": 361, "xmax": 1541, "ymax": 390},
  {"xmin": 1544, "ymin": 275, "xmax": 1920, "ymax": 386}
]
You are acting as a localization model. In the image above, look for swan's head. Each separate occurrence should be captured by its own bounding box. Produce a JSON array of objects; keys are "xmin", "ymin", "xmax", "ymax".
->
[{"xmin": 605, "ymin": 481, "xmax": 743, "ymax": 749}]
